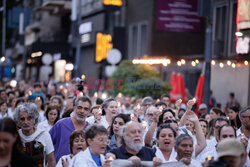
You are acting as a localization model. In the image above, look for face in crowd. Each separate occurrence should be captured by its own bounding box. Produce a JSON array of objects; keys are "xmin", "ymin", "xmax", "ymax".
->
[
  {"xmin": 123, "ymin": 122, "xmax": 143, "ymax": 152},
  {"xmin": 105, "ymin": 100, "xmax": 118, "ymax": 119},
  {"xmin": 88, "ymin": 133, "xmax": 107, "ymax": 155},
  {"xmin": 218, "ymin": 125, "xmax": 236, "ymax": 141},
  {"xmin": 214, "ymin": 120, "xmax": 228, "ymax": 141},
  {"xmin": 47, "ymin": 109, "xmax": 58, "ymax": 124},
  {"xmin": 71, "ymin": 134, "xmax": 87, "ymax": 156},
  {"xmin": 157, "ymin": 126, "xmax": 176, "ymax": 152},
  {"xmin": 175, "ymin": 138, "xmax": 193, "ymax": 159},
  {"xmin": 145, "ymin": 106, "xmax": 156, "ymax": 125},
  {"xmin": 163, "ymin": 111, "xmax": 175, "ymax": 123},
  {"xmin": 74, "ymin": 100, "xmax": 90, "ymax": 123},
  {"xmin": 112, "ymin": 117, "xmax": 126, "ymax": 136},
  {"xmin": 19, "ymin": 112, "xmax": 35, "ymax": 134},
  {"xmin": 240, "ymin": 109, "xmax": 250, "ymax": 131}
]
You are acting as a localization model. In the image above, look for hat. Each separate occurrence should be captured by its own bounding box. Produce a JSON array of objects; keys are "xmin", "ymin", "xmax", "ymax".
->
[
  {"xmin": 198, "ymin": 103, "xmax": 207, "ymax": 110},
  {"xmin": 217, "ymin": 138, "xmax": 245, "ymax": 158}
]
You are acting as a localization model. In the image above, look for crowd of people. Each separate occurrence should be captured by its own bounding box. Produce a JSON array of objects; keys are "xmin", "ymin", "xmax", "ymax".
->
[{"xmin": 0, "ymin": 79, "xmax": 249, "ymax": 167}]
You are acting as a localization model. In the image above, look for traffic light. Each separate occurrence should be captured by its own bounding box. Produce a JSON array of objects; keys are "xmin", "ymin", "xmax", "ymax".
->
[
  {"xmin": 102, "ymin": 0, "xmax": 123, "ymax": 6},
  {"xmin": 96, "ymin": 32, "xmax": 113, "ymax": 63}
]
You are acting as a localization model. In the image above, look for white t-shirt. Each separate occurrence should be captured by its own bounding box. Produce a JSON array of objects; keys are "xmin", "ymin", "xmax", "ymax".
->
[
  {"xmin": 38, "ymin": 120, "xmax": 53, "ymax": 132},
  {"xmin": 18, "ymin": 128, "xmax": 54, "ymax": 155},
  {"xmin": 0, "ymin": 112, "xmax": 9, "ymax": 119},
  {"xmin": 38, "ymin": 110, "xmax": 46, "ymax": 122},
  {"xmin": 56, "ymin": 154, "xmax": 72, "ymax": 167},
  {"xmin": 155, "ymin": 147, "xmax": 177, "ymax": 162},
  {"xmin": 172, "ymin": 158, "xmax": 202, "ymax": 167},
  {"xmin": 86, "ymin": 116, "xmax": 109, "ymax": 129},
  {"xmin": 7, "ymin": 108, "xmax": 14, "ymax": 119}
]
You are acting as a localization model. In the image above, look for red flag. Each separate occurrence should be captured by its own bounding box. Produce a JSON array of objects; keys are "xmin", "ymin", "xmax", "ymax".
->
[
  {"xmin": 170, "ymin": 73, "xmax": 178, "ymax": 102},
  {"xmin": 170, "ymin": 73, "xmax": 187, "ymax": 103},
  {"xmin": 194, "ymin": 75, "xmax": 205, "ymax": 115},
  {"xmin": 179, "ymin": 74, "xmax": 187, "ymax": 103}
]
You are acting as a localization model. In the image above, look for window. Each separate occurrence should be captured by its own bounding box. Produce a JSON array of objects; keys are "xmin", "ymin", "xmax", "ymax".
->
[{"xmin": 128, "ymin": 22, "xmax": 148, "ymax": 59}]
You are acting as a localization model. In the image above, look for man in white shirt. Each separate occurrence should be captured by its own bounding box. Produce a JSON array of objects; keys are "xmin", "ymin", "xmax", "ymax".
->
[
  {"xmin": 174, "ymin": 134, "xmax": 202, "ymax": 167},
  {"xmin": 14, "ymin": 103, "xmax": 56, "ymax": 167}
]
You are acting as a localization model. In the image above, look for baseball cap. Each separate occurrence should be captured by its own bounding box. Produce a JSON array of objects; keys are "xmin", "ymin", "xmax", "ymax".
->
[
  {"xmin": 217, "ymin": 138, "xmax": 245, "ymax": 158},
  {"xmin": 198, "ymin": 103, "xmax": 208, "ymax": 110}
]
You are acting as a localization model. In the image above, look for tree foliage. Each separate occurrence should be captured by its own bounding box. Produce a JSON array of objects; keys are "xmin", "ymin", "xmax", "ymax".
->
[{"xmin": 107, "ymin": 60, "xmax": 171, "ymax": 98}]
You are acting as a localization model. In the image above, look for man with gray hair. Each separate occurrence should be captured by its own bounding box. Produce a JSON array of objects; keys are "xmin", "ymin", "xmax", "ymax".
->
[
  {"xmin": 237, "ymin": 107, "xmax": 250, "ymax": 166},
  {"xmin": 109, "ymin": 121, "xmax": 162, "ymax": 166},
  {"xmin": 140, "ymin": 96, "xmax": 154, "ymax": 121},
  {"xmin": 50, "ymin": 96, "xmax": 91, "ymax": 162},
  {"xmin": 174, "ymin": 134, "xmax": 202, "ymax": 166},
  {"xmin": 14, "ymin": 103, "xmax": 56, "ymax": 167}
]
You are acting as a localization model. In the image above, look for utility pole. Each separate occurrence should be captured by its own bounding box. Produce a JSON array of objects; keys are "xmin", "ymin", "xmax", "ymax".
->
[
  {"xmin": 73, "ymin": 0, "xmax": 81, "ymax": 78},
  {"xmin": 1, "ymin": 0, "xmax": 6, "ymax": 58}
]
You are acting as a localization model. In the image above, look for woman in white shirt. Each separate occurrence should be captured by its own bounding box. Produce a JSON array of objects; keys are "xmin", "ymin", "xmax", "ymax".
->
[
  {"xmin": 0, "ymin": 101, "xmax": 9, "ymax": 119},
  {"xmin": 155, "ymin": 124, "xmax": 177, "ymax": 162},
  {"xmin": 56, "ymin": 130, "xmax": 87, "ymax": 167},
  {"xmin": 38, "ymin": 105, "xmax": 60, "ymax": 132}
]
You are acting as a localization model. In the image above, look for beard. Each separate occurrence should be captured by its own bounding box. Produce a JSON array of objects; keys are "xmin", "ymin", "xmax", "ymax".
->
[
  {"xmin": 72, "ymin": 111, "xmax": 85, "ymax": 123},
  {"xmin": 124, "ymin": 136, "xmax": 143, "ymax": 152}
]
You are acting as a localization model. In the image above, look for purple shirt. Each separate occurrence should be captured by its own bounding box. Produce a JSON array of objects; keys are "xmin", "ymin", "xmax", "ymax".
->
[{"xmin": 49, "ymin": 117, "xmax": 89, "ymax": 162}]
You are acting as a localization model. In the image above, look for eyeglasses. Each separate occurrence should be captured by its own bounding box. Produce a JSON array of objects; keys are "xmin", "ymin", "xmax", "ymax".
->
[
  {"xmin": 242, "ymin": 115, "xmax": 250, "ymax": 119},
  {"xmin": 147, "ymin": 113, "xmax": 153, "ymax": 117}
]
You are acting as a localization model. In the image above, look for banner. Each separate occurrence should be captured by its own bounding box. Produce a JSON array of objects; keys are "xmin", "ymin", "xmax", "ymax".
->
[
  {"xmin": 156, "ymin": 0, "xmax": 202, "ymax": 32},
  {"xmin": 237, "ymin": 0, "xmax": 250, "ymax": 29}
]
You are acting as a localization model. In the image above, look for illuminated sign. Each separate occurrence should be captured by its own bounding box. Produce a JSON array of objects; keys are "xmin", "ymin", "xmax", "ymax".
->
[
  {"xmin": 95, "ymin": 33, "xmax": 113, "ymax": 62},
  {"xmin": 103, "ymin": 0, "xmax": 122, "ymax": 6},
  {"xmin": 81, "ymin": 33, "xmax": 91, "ymax": 43}
]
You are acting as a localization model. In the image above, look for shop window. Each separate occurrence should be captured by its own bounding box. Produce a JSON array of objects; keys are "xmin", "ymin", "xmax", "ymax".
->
[{"xmin": 128, "ymin": 22, "xmax": 148, "ymax": 59}]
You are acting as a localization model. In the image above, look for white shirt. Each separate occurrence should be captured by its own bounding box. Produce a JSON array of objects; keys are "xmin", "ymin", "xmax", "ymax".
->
[
  {"xmin": 38, "ymin": 120, "xmax": 53, "ymax": 132},
  {"xmin": 155, "ymin": 147, "xmax": 177, "ymax": 163},
  {"xmin": 236, "ymin": 128, "xmax": 250, "ymax": 167},
  {"xmin": 172, "ymin": 158, "xmax": 202, "ymax": 167},
  {"xmin": 86, "ymin": 116, "xmax": 109, "ymax": 129},
  {"xmin": 18, "ymin": 128, "xmax": 54, "ymax": 166},
  {"xmin": 70, "ymin": 147, "xmax": 105, "ymax": 167},
  {"xmin": 18, "ymin": 128, "xmax": 54, "ymax": 155},
  {"xmin": 38, "ymin": 110, "xmax": 46, "ymax": 123},
  {"xmin": 7, "ymin": 108, "xmax": 14, "ymax": 119},
  {"xmin": 56, "ymin": 154, "xmax": 72, "ymax": 167},
  {"xmin": 0, "ymin": 112, "xmax": 9, "ymax": 119}
]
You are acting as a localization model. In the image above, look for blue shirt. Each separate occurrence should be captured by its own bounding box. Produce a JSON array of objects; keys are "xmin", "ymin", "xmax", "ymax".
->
[
  {"xmin": 106, "ymin": 135, "xmax": 118, "ymax": 153},
  {"xmin": 110, "ymin": 145, "xmax": 156, "ymax": 161},
  {"xmin": 90, "ymin": 151, "xmax": 102, "ymax": 167}
]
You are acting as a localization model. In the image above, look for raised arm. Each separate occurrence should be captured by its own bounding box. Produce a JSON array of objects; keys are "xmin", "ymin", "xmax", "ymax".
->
[{"xmin": 144, "ymin": 109, "xmax": 161, "ymax": 147}]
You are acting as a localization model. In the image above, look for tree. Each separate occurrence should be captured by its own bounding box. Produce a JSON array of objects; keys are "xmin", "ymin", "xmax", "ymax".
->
[{"xmin": 107, "ymin": 60, "xmax": 171, "ymax": 98}]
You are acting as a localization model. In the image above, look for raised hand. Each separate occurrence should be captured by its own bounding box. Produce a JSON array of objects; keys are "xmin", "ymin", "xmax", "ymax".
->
[
  {"xmin": 187, "ymin": 98, "xmax": 196, "ymax": 111},
  {"xmin": 175, "ymin": 99, "xmax": 182, "ymax": 110},
  {"xmin": 185, "ymin": 110, "xmax": 198, "ymax": 123}
]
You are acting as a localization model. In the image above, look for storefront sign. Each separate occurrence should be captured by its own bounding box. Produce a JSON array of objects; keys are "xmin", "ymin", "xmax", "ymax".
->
[
  {"xmin": 236, "ymin": 37, "xmax": 250, "ymax": 54},
  {"xmin": 237, "ymin": 0, "xmax": 250, "ymax": 29},
  {"xmin": 156, "ymin": 0, "xmax": 201, "ymax": 32}
]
